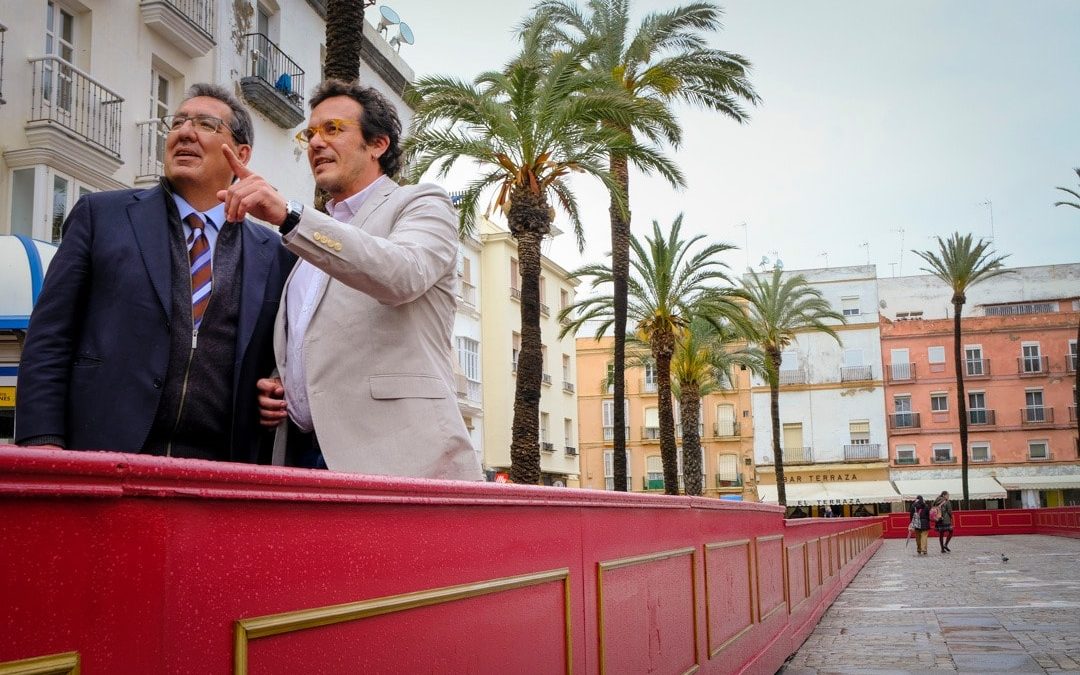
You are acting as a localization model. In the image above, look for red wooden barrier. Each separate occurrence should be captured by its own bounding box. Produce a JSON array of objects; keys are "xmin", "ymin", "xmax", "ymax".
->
[
  {"xmin": 0, "ymin": 447, "xmax": 882, "ymax": 674},
  {"xmin": 881, "ymin": 506, "xmax": 1080, "ymax": 539}
]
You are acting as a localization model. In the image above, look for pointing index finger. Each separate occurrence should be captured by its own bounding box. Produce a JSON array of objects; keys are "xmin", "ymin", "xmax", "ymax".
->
[{"xmin": 222, "ymin": 144, "xmax": 253, "ymax": 179}]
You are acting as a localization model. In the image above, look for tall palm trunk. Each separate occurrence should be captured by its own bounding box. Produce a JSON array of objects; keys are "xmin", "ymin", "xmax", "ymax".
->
[
  {"xmin": 653, "ymin": 330, "xmax": 678, "ymax": 495},
  {"xmin": 324, "ymin": 0, "xmax": 365, "ymax": 82},
  {"xmin": 952, "ymin": 296, "xmax": 970, "ymax": 510},
  {"xmin": 507, "ymin": 188, "xmax": 550, "ymax": 484},
  {"xmin": 609, "ymin": 150, "xmax": 630, "ymax": 491},
  {"xmin": 768, "ymin": 347, "xmax": 787, "ymax": 506},
  {"xmin": 680, "ymin": 383, "xmax": 703, "ymax": 496}
]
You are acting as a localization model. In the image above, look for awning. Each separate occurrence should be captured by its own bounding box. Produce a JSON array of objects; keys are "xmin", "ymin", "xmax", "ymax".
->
[
  {"xmin": 757, "ymin": 480, "xmax": 901, "ymax": 506},
  {"xmin": 997, "ymin": 475, "xmax": 1080, "ymax": 491},
  {"xmin": 893, "ymin": 476, "xmax": 1006, "ymax": 501}
]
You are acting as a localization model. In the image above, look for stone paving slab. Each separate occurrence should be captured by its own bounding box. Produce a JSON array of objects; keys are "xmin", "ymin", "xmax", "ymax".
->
[{"xmin": 778, "ymin": 535, "xmax": 1080, "ymax": 674}]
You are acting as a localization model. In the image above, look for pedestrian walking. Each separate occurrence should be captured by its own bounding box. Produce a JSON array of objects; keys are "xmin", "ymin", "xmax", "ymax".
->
[
  {"xmin": 910, "ymin": 495, "xmax": 931, "ymax": 555},
  {"xmin": 933, "ymin": 491, "xmax": 954, "ymax": 553}
]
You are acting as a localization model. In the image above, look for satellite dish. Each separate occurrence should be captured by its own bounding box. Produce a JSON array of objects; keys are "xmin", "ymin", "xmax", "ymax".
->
[
  {"xmin": 389, "ymin": 21, "xmax": 414, "ymax": 51},
  {"xmin": 376, "ymin": 5, "xmax": 400, "ymax": 35},
  {"xmin": 758, "ymin": 255, "xmax": 770, "ymax": 269}
]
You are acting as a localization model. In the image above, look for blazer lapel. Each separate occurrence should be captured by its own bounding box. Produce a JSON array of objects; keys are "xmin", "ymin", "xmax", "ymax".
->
[{"xmin": 126, "ymin": 186, "xmax": 171, "ymax": 319}]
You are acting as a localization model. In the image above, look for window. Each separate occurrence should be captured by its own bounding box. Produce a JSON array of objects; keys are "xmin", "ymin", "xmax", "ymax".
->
[
  {"xmin": 539, "ymin": 275, "xmax": 547, "ymax": 305},
  {"xmin": 930, "ymin": 392, "xmax": 949, "ymax": 412},
  {"xmin": 848, "ymin": 420, "xmax": 870, "ymax": 444},
  {"xmin": 841, "ymin": 296, "xmax": 860, "ymax": 317},
  {"xmin": 892, "ymin": 395, "xmax": 914, "ymax": 427},
  {"xmin": 643, "ymin": 360, "xmax": 657, "ymax": 392},
  {"xmin": 560, "ymin": 288, "xmax": 570, "ymax": 311},
  {"xmin": 564, "ymin": 418, "xmax": 573, "ymax": 448},
  {"xmin": 602, "ymin": 399, "xmax": 629, "ymax": 441},
  {"xmin": 895, "ymin": 444, "xmax": 916, "ymax": 464},
  {"xmin": 510, "ymin": 259, "xmax": 520, "ymax": 293},
  {"xmin": 1021, "ymin": 343, "xmax": 1042, "ymax": 373},
  {"xmin": 540, "ymin": 412, "xmax": 549, "ymax": 443},
  {"xmin": 562, "ymin": 354, "xmax": 571, "ymax": 382},
  {"xmin": 10, "ymin": 169, "xmax": 36, "ymax": 237},
  {"xmin": 605, "ymin": 362, "xmax": 614, "ymax": 393},
  {"xmin": 645, "ymin": 456, "xmax": 664, "ymax": 489},
  {"xmin": 1069, "ymin": 340, "xmax": 1078, "ymax": 371},
  {"xmin": 541, "ymin": 345, "xmax": 548, "ymax": 375},
  {"xmin": 511, "ymin": 332, "xmax": 521, "ymax": 371},
  {"xmin": 603, "ymin": 450, "xmax": 631, "ymax": 491},
  {"xmin": 968, "ymin": 391, "xmax": 988, "ymax": 424},
  {"xmin": 965, "ymin": 345, "xmax": 985, "ymax": 376},
  {"xmin": 970, "ymin": 442, "xmax": 990, "ymax": 462},
  {"xmin": 928, "ymin": 345, "xmax": 946, "ymax": 372},
  {"xmin": 149, "ymin": 68, "xmax": 172, "ymax": 171},
  {"xmin": 1024, "ymin": 389, "xmax": 1045, "ymax": 422},
  {"xmin": 643, "ymin": 407, "xmax": 659, "ymax": 439},
  {"xmin": 1028, "ymin": 440, "xmax": 1049, "ymax": 460},
  {"xmin": 456, "ymin": 337, "xmax": 480, "ymax": 381},
  {"xmin": 8, "ymin": 166, "xmax": 95, "ymax": 243},
  {"xmin": 715, "ymin": 404, "xmax": 736, "ymax": 437},
  {"xmin": 45, "ymin": 1, "xmax": 76, "ymax": 111},
  {"xmin": 716, "ymin": 454, "xmax": 739, "ymax": 485},
  {"xmin": 932, "ymin": 443, "xmax": 953, "ymax": 463}
]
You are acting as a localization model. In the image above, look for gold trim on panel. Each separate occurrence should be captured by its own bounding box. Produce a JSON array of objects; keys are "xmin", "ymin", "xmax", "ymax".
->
[
  {"xmin": 703, "ymin": 540, "xmax": 754, "ymax": 659},
  {"xmin": 0, "ymin": 652, "xmax": 80, "ymax": 675},
  {"xmin": 235, "ymin": 569, "xmax": 571, "ymax": 675},
  {"xmin": 597, "ymin": 547, "xmax": 698, "ymax": 675},
  {"xmin": 753, "ymin": 535, "xmax": 785, "ymax": 622},
  {"xmin": 803, "ymin": 543, "xmax": 811, "ymax": 598}
]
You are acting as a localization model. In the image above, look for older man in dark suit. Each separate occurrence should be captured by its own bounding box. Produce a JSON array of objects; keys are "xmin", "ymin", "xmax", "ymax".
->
[{"xmin": 15, "ymin": 83, "xmax": 293, "ymax": 463}]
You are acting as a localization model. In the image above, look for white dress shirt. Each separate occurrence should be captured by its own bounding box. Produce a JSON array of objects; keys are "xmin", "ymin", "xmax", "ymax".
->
[{"xmin": 283, "ymin": 176, "xmax": 391, "ymax": 432}]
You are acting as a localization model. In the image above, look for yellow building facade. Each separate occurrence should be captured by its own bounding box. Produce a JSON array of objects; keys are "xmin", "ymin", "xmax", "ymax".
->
[
  {"xmin": 479, "ymin": 218, "xmax": 581, "ymax": 486},
  {"xmin": 575, "ymin": 336, "xmax": 757, "ymax": 499}
]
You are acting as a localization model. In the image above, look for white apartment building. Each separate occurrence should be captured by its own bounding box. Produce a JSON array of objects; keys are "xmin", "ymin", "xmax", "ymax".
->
[
  {"xmin": 477, "ymin": 216, "xmax": 581, "ymax": 486},
  {"xmin": 751, "ymin": 265, "xmax": 898, "ymax": 515}
]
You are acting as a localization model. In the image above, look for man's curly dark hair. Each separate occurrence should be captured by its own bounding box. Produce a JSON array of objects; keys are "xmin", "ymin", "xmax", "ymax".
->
[{"xmin": 309, "ymin": 79, "xmax": 402, "ymax": 178}]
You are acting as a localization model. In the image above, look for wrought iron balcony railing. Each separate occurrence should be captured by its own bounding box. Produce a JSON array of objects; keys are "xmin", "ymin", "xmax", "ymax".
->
[
  {"xmin": 1018, "ymin": 355, "xmax": 1049, "ymax": 376},
  {"xmin": 28, "ymin": 56, "xmax": 124, "ymax": 158},
  {"xmin": 564, "ymin": 446, "xmax": 577, "ymax": 456},
  {"xmin": 887, "ymin": 362, "xmax": 916, "ymax": 382},
  {"xmin": 602, "ymin": 426, "xmax": 629, "ymax": 441},
  {"xmin": 510, "ymin": 287, "xmax": 521, "ymax": 300},
  {"xmin": 840, "ymin": 365, "xmax": 873, "ymax": 382},
  {"xmin": 843, "ymin": 443, "xmax": 882, "ymax": 462},
  {"xmin": 541, "ymin": 373, "xmax": 552, "ymax": 386},
  {"xmin": 782, "ymin": 447, "xmax": 813, "ymax": 465},
  {"xmin": 641, "ymin": 426, "xmax": 660, "ymax": 440},
  {"xmin": 540, "ymin": 442, "xmax": 554, "ymax": 453},
  {"xmin": 888, "ymin": 412, "xmax": 921, "ymax": 430},
  {"xmin": 136, "ymin": 119, "xmax": 165, "ymax": 182},
  {"xmin": 778, "ymin": 368, "xmax": 806, "ymax": 385},
  {"xmin": 715, "ymin": 473, "xmax": 743, "ymax": 488},
  {"xmin": 965, "ymin": 358, "xmax": 991, "ymax": 377},
  {"xmin": 562, "ymin": 381, "xmax": 574, "ymax": 393},
  {"xmin": 931, "ymin": 455, "xmax": 957, "ymax": 464},
  {"xmin": 968, "ymin": 409, "xmax": 995, "ymax": 426},
  {"xmin": 894, "ymin": 455, "xmax": 919, "ymax": 465},
  {"xmin": 458, "ymin": 280, "xmax": 476, "ymax": 307},
  {"xmin": 713, "ymin": 421, "xmax": 738, "ymax": 437},
  {"xmin": 240, "ymin": 33, "xmax": 305, "ymax": 128},
  {"xmin": 1020, "ymin": 406, "xmax": 1054, "ymax": 425}
]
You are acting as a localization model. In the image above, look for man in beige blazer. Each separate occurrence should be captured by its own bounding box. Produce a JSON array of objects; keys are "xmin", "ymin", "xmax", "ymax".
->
[{"xmin": 219, "ymin": 79, "xmax": 482, "ymax": 481}]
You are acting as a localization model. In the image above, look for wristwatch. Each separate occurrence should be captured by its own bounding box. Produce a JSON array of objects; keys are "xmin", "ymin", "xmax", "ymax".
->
[{"xmin": 280, "ymin": 199, "xmax": 304, "ymax": 235}]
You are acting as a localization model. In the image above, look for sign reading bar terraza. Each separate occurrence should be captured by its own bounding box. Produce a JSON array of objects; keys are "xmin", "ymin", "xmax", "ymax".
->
[{"xmin": 784, "ymin": 473, "xmax": 858, "ymax": 483}]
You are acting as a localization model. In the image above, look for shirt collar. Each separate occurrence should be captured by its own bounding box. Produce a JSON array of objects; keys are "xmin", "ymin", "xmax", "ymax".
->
[
  {"xmin": 172, "ymin": 193, "xmax": 226, "ymax": 231},
  {"xmin": 325, "ymin": 175, "xmax": 389, "ymax": 222}
]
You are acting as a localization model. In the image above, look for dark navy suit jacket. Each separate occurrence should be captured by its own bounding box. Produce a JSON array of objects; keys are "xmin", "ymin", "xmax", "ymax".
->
[{"xmin": 15, "ymin": 184, "xmax": 294, "ymax": 463}]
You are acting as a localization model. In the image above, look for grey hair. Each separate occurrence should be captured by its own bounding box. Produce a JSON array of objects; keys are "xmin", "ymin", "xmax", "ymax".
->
[{"xmin": 184, "ymin": 83, "xmax": 254, "ymax": 147}]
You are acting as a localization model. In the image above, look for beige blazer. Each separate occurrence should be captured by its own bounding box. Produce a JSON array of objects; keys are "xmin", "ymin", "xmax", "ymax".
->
[{"xmin": 274, "ymin": 179, "xmax": 482, "ymax": 480}]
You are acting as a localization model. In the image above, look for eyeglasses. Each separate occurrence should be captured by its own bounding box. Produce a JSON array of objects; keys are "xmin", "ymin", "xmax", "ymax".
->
[
  {"xmin": 160, "ymin": 114, "xmax": 233, "ymax": 136},
  {"xmin": 295, "ymin": 119, "xmax": 361, "ymax": 147}
]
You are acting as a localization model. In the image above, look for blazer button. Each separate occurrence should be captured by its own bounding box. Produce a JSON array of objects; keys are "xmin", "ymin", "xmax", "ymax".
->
[{"xmin": 153, "ymin": 378, "xmax": 163, "ymax": 389}]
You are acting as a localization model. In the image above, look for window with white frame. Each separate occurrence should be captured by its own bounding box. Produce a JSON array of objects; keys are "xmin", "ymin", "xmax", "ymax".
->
[
  {"xmin": 560, "ymin": 288, "xmax": 570, "ymax": 311},
  {"xmin": 645, "ymin": 455, "xmax": 663, "ymax": 488},
  {"xmin": 965, "ymin": 344, "xmax": 985, "ymax": 376},
  {"xmin": 643, "ymin": 360, "xmax": 657, "ymax": 392},
  {"xmin": 563, "ymin": 418, "xmax": 573, "ymax": 449},
  {"xmin": 1069, "ymin": 340, "xmax": 1077, "ymax": 371},
  {"xmin": 1028, "ymin": 440, "xmax": 1049, "ymax": 460},
  {"xmin": 603, "ymin": 450, "xmax": 631, "ymax": 491},
  {"xmin": 511, "ymin": 332, "xmax": 521, "ymax": 371},
  {"xmin": 643, "ymin": 407, "xmax": 659, "ymax": 439},
  {"xmin": 1024, "ymin": 389, "xmax": 1045, "ymax": 422},
  {"xmin": 968, "ymin": 391, "xmax": 988, "ymax": 424},
  {"xmin": 928, "ymin": 345, "xmax": 946, "ymax": 372},
  {"xmin": 148, "ymin": 68, "xmax": 173, "ymax": 172},
  {"xmin": 930, "ymin": 392, "xmax": 949, "ymax": 413},
  {"xmin": 510, "ymin": 259, "xmax": 520, "ymax": 291},
  {"xmin": 9, "ymin": 166, "xmax": 96, "ymax": 243},
  {"xmin": 895, "ymin": 444, "xmax": 916, "ymax": 464},
  {"xmin": 716, "ymin": 453, "xmax": 739, "ymax": 485},
  {"xmin": 562, "ymin": 354, "xmax": 571, "ymax": 382},
  {"xmin": 44, "ymin": 0, "xmax": 76, "ymax": 111},
  {"xmin": 932, "ymin": 443, "xmax": 953, "ymax": 463},
  {"xmin": 1021, "ymin": 342, "xmax": 1042, "ymax": 373},
  {"xmin": 970, "ymin": 442, "xmax": 990, "ymax": 462},
  {"xmin": 848, "ymin": 420, "xmax": 870, "ymax": 444},
  {"xmin": 605, "ymin": 362, "xmax": 614, "ymax": 393},
  {"xmin": 539, "ymin": 275, "xmax": 547, "ymax": 307},
  {"xmin": 540, "ymin": 412, "xmax": 549, "ymax": 444},
  {"xmin": 840, "ymin": 296, "xmax": 860, "ymax": 317},
  {"xmin": 715, "ymin": 404, "xmax": 736, "ymax": 437},
  {"xmin": 602, "ymin": 399, "xmax": 629, "ymax": 441}
]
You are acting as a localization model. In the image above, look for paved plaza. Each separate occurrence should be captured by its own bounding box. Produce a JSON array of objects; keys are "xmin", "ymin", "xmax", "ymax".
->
[{"xmin": 780, "ymin": 535, "xmax": 1080, "ymax": 674}]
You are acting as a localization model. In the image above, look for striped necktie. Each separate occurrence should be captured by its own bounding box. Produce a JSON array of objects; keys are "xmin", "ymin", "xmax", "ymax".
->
[{"xmin": 186, "ymin": 213, "xmax": 212, "ymax": 330}]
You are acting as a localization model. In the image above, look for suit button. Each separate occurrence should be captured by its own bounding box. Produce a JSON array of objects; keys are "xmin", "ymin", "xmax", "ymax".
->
[
  {"xmin": 153, "ymin": 378, "xmax": 163, "ymax": 389},
  {"xmin": 314, "ymin": 232, "xmax": 323, "ymax": 242}
]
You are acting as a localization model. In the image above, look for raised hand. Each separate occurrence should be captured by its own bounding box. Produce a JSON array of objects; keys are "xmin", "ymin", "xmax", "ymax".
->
[
  {"xmin": 256, "ymin": 376, "xmax": 288, "ymax": 428},
  {"xmin": 217, "ymin": 144, "xmax": 290, "ymax": 226}
]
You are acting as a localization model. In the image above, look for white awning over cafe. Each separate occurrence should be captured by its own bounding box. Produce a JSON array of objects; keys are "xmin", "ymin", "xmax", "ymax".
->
[
  {"xmin": 893, "ymin": 476, "xmax": 1006, "ymax": 501},
  {"xmin": 757, "ymin": 480, "xmax": 901, "ymax": 506},
  {"xmin": 997, "ymin": 475, "xmax": 1080, "ymax": 491}
]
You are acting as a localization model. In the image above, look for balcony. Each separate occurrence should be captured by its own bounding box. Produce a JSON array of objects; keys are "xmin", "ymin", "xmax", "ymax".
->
[
  {"xmin": 782, "ymin": 447, "xmax": 813, "ymax": 465},
  {"xmin": 564, "ymin": 446, "xmax": 577, "ymax": 456},
  {"xmin": 510, "ymin": 287, "xmax": 521, "ymax": 301},
  {"xmin": 840, "ymin": 365, "xmax": 873, "ymax": 382},
  {"xmin": 26, "ymin": 56, "xmax": 124, "ymax": 172},
  {"xmin": 965, "ymin": 358, "xmax": 991, "ymax": 378},
  {"xmin": 675, "ymin": 423, "xmax": 704, "ymax": 439},
  {"xmin": 511, "ymin": 359, "xmax": 518, "ymax": 373},
  {"xmin": 540, "ymin": 302, "xmax": 549, "ymax": 317},
  {"xmin": 458, "ymin": 280, "xmax": 476, "ymax": 307},
  {"xmin": 240, "ymin": 33, "xmax": 305, "ymax": 128},
  {"xmin": 715, "ymin": 473, "xmax": 743, "ymax": 489},
  {"xmin": 541, "ymin": 373, "xmax": 552, "ymax": 386},
  {"xmin": 843, "ymin": 443, "xmax": 883, "ymax": 462},
  {"xmin": 643, "ymin": 477, "xmax": 664, "ymax": 491},
  {"xmin": 1067, "ymin": 353, "xmax": 1077, "ymax": 373},
  {"xmin": 713, "ymin": 420, "xmax": 738, "ymax": 437},
  {"xmin": 602, "ymin": 426, "xmax": 630, "ymax": 441},
  {"xmin": 931, "ymin": 455, "xmax": 957, "ymax": 465},
  {"xmin": 540, "ymin": 442, "xmax": 554, "ymax": 453},
  {"xmin": 887, "ymin": 363, "xmax": 916, "ymax": 382},
  {"xmin": 888, "ymin": 412, "xmax": 921, "ymax": 430},
  {"xmin": 140, "ymin": 0, "xmax": 214, "ymax": 57},
  {"xmin": 642, "ymin": 378, "xmax": 658, "ymax": 393},
  {"xmin": 1017, "ymin": 356, "xmax": 1049, "ymax": 376},
  {"xmin": 562, "ymin": 381, "xmax": 575, "ymax": 393},
  {"xmin": 641, "ymin": 426, "xmax": 660, "ymax": 441},
  {"xmin": 1020, "ymin": 406, "xmax": 1054, "ymax": 426},
  {"xmin": 778, "ymin": 368, "xmax": 806, "ymax": 385},
  {"xmin": 135, "ymin": 120, "xmax": 165, "ymax": 185},
  {"xmin": 894, "ymin": 455, "xmax": 919, "ymax": 465},
  {"xmin": 968, "ymin": 409, "xmax": 995, "ymax": 426}
]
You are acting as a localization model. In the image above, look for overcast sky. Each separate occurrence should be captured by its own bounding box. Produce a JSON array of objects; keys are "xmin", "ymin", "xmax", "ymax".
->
[{"xmin": 389, "ymin": 0, "xmax": 1080, "ymax": 277}]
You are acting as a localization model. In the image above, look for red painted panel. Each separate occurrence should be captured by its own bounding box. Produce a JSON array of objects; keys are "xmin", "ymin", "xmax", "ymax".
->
[
  {"xmin": 755, "ymin": 537, "xmax": 785, "ymax": 622},
  {"xmin": 807, "ymin": 539, "xmax": 820, "ymax": 592},
  {"xmin": 704, "ymin": 542, "xmax": 753, "ymax": 654},
  {"xmin": 785, "ymin": 544, "xmax": 807, "ymax": 611},
  {"xmin": 996, "ymin": 512, "xmax": 1034, "ymax": 528}
]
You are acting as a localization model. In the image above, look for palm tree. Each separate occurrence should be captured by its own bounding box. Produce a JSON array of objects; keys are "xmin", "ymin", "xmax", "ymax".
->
[
  {"xmin": 324, "ymin": 0, "xmax": 370, "ymax": 82},
  {"xmin": 527, "ymin": 0, "xmax": 760, "ymax": 491},
  {"xmin": 1054, "ymin": 169, "xmax": 1080, "ymax": 451},
  {"xmin": 561, "ymin": 215, "xmax": 746, "ymax": 495},
  {"xmin": 404, "ymin": 21, "xmax": 679, "ymax": 484},
  {"xmin": 913, "ymin": 233, "xmax": 1011, "ymax": 509},
  {"xmin": 741, "ymin": 268, "xmax": 844, "ymax": 507},
  {"xmin": 670, "ymin": 317, "xmax": 764, "ymax": 495}
]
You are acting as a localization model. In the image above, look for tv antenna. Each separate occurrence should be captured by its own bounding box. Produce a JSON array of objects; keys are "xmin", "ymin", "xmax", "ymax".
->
[
  {"xmin": 819, "ymin": 251, "xmax": 829, "ymax": 268},
  {"xmin": 859, "ymin": 241, "xmax": 869, "ymax": 266},
  {"xmin": 889, "ymin": 262, "xmax": 897, "ymax": 277},
  {"xmin": 980, "ymin": 199, "xmax": 995, "ymax": 243},
  {"xmin": 890, "ymin": 227, "xmax": 905, "ymax": 275},
  {"xmin": 376, "ymin": 4, "xmax": 400, "ymax": 36},
  {"xmin": 389, "ymin": 21, "xmax": 414, "ymax": 52},
  {"xmin": 737, "ymin": 222, "xmax": 749, "ymax": 271}
]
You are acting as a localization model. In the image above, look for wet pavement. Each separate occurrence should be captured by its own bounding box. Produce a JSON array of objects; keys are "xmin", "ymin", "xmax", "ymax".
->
[{"xmin": 779, "ymin": 535, "xmax": 1080, "ymax": 674}]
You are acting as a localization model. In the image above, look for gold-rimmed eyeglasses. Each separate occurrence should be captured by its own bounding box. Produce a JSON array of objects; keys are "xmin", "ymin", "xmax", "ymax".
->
[
  {"xmin": 160, "ymin": 114, "xmax": 233, "ymax": 136},
  {"xmin": 294, "ymin": 119, "xmax": 361, "ymax": 147}
]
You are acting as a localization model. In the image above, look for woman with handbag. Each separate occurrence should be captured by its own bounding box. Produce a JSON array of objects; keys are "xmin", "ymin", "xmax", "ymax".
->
[
  {"xmin": 910, "ymin": 495, "xmax": 931, "ymax": 555},
  {"xmin": 933, "ymin": 491, "xmax": 954, "ymax": 553}
]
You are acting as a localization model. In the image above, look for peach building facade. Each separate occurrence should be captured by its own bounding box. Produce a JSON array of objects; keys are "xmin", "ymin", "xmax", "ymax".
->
[{"xmin": 575, "ymin": 336, "xmax": 756, "ymax": 499}]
